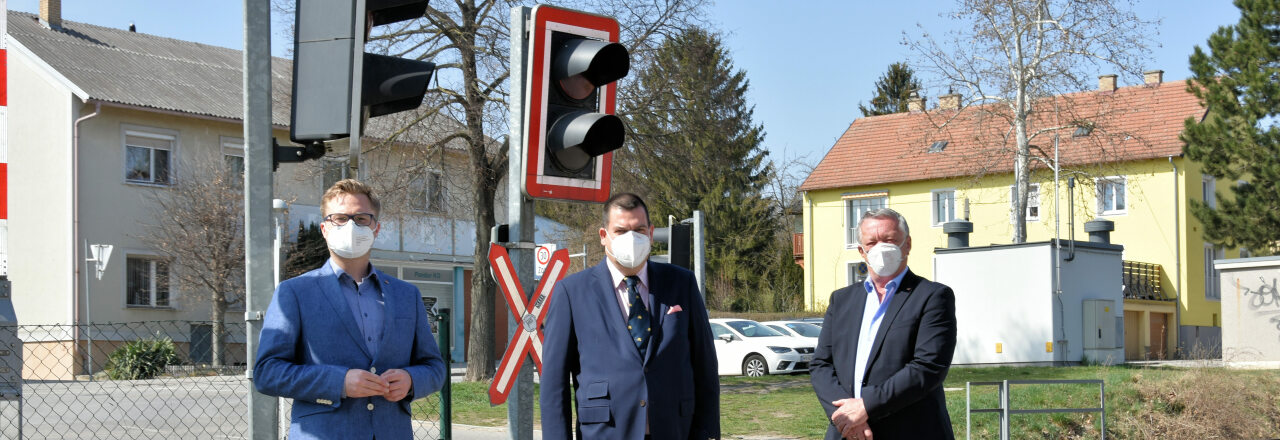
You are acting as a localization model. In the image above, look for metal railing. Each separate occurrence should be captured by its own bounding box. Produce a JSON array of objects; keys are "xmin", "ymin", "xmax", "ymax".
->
[
  {"xmin": 1123, "ymin": 260, "xmax": 1170, "ymax": 300},
  {"xmin": 0, "ymin": 318, "xmax": 451, "ymax": 439},
  {"xmin": 966, "ymin": 379, "xmax": 1106, "ymax": 440}
]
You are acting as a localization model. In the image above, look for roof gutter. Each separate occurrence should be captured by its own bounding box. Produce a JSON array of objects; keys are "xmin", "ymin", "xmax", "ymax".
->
[{"xmin": 1169, "ymin": 155, "xmax": 1181, "ymax": 356}]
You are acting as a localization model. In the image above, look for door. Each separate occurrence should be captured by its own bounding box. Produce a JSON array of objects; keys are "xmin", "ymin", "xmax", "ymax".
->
[
  {"xmin": 1149, "ymin": 313, "xmax": 1168, "ymax": 359},
  {"xmin": 1124, "ymin": 311, "xmax": 1141, "ymax": 360}
]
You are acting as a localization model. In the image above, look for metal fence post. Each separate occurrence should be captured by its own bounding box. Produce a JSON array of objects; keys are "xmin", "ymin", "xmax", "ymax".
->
[
  {"xmin": 438, "ymin": 308, "xmax": 452, "ymax": 440},
  {"xmin": 1100, "ymin": 381, "xmax": 1106, "ymax": 440},
  {"xmin": 1000, "ymin": 380, "xmax": 1010, "ymax": 440}
]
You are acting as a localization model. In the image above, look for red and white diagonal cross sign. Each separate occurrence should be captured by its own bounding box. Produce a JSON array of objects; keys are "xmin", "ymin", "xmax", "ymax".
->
[{"xmin": 487, "ymin": 242, "xmax": 569, "ymax": 405}]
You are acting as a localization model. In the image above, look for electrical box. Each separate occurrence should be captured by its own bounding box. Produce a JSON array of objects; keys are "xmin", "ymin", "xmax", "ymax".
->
[
  {"xmin": 0, "ymin": 279, "xmax": 21, "ymax": 399},
  {"xmin": 1082, "ymin": 299, "xmax": 1117, "ymax": 350}
]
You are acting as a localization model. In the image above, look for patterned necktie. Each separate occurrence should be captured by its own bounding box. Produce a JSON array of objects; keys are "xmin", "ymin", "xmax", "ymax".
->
[{"xmin": 624, "ymin": 276, "xmax": 650, "ymax": 356}]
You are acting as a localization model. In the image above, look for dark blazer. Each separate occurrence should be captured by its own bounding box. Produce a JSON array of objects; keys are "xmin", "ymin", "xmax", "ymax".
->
[
  {"xmin": 540, "ymin": 260, "xmax": 720, "ymax": 439},
  {"xmin": 810, "ymin": 270, "xmax": 958, "ymax": 439},
  {"xmin": 253, "ymin": 263, "xmax": 447, "ymax": 440}
]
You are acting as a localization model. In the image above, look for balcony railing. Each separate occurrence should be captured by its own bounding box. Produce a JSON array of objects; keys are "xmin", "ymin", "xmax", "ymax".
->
[{"xmin": 1123, "ymin": 260, "xmax": 1173, "ymax": 301}]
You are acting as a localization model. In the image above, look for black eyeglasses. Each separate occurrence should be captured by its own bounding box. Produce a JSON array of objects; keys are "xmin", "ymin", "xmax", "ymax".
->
[{"xmin": 324, "ymin": 212, "xmax": 377, "ymax": 227}]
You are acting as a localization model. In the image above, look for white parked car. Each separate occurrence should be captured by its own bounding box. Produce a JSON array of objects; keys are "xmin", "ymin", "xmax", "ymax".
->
[
  {"xmin": 763, "ymin": 320, "xmax": 822, "ymax": 343},
  {"xmin": 708, "ymin": 318, "xmax": 815, "ymax": 377}
]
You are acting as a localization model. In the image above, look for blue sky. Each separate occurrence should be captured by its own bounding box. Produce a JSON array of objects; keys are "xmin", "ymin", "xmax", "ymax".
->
[{"xmin": 9, "ymin": 1, "xmax": 1241, "ymax": 170}]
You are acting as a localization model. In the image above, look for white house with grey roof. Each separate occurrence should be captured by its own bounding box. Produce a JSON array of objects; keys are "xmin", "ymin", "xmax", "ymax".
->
[{"xmin": 4, "ymin": 5, "xmax": 555, "ymax": 376}]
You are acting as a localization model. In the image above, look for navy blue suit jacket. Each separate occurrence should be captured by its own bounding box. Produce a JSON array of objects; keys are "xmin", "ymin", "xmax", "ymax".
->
[
  {"xmin": 253, "ymin": 263, "xmax": 447, "ymax": 440},
  {"xmin": 810, "ymin": 270, "xmax": 957, "ymax": 439},
  {"xmin": 540, "ymin": 260, "xmax": 720, "ymax": 439}
]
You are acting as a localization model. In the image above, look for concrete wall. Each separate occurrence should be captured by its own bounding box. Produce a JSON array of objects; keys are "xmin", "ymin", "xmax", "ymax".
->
[
  {"xmin": 935, "ymin": 241, "xmax": 1124, "ymax": 365},
  {"xmin": 1216, "ymin": 256, "xmax": 1280, "ymax": 366}
]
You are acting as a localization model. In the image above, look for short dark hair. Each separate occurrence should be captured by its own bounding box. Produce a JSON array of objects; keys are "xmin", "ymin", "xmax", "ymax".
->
[{"xmin": 602, "ymin": 192, "xmax": 650, "ymax": 227}]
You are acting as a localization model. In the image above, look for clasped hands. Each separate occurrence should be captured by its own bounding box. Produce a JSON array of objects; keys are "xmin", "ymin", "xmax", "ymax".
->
[
  {"xmin": 831, "ymin": 398, "xmax": 873, "ymax": 440},
  {"xmin": 344, "ymin": 368, "xmax": 412, "ymax": 402}
]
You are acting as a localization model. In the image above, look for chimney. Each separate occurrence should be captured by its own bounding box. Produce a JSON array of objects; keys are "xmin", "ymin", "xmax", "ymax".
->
[
  {"xmin": 907, "ymin": 93, "xmax": 924, "ymax": 113},
  {"xmin": 1143, "ymin": 69, "xmax": 1164, "ymax": 85},
  {"xmin": 1097, "ymin": 74, "xmax": 1117, "ymax": 92},
  {"xmin": 39, "ymin": 0, "xmax": 62, "ymax": 30},
  {"xmin": 939, "ymin": 93, "xmax": 962, "ymax": 111}
]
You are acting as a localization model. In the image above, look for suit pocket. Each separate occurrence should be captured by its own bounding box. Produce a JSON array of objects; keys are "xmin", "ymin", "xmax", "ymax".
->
[
  {"xmin": 578, "ymin": 403, "xmax": 611, "ymax": 424},
  {"xmin": 581, "ymin": 381, "xmax": 609, "ymax": 400},
  {"xmin": 293, "ymin": 401, "xmax": 337, "ymax": 419},
  {"xmin": 576, "ymin": 381, "xmax": 611, "ymax": 424}
]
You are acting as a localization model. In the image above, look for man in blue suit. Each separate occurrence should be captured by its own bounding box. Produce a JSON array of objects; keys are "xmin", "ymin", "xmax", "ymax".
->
[
  {"xmin": 253, "ymin": 179, "xmax": 446, "ymax": 440},
  {"xmin": 811, "ymin": 208, "xmax": 957, "ymax": 440},
  {"xmin": 540, "ymin": 193, "xmax": 720, "ymax": 439}
]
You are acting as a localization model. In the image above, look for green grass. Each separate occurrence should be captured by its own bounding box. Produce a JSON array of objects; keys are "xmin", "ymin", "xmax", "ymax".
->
[{"xmin": 425, "ymin": 365, "xmax": 1280, "ymax": 439}]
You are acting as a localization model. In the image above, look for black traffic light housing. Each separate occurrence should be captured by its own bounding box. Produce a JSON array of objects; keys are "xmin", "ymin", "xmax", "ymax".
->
[
  {"xmin": 653, "ymin": 223, "xmax": 692, "ymax": 271},
  {"xmin": 543, "ymin": 32, "xmax": 630, "ymax": 178}
]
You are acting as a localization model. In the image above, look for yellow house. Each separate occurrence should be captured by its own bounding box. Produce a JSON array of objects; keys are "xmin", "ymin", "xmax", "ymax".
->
[{"xmin": 798, "ymin": 72, "xmax": 1238, "ymax": 360}]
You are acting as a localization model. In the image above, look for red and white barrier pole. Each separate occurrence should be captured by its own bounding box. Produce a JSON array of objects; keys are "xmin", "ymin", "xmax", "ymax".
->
[{"xmin": 0, "ymin": 0, "xmax": 9, "ymax": 279}]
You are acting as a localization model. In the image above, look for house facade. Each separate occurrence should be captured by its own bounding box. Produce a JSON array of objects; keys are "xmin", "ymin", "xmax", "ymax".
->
[
  {"xmin": 799, "ymin": 72, "xmax": 1239, "ymax": 360},
  {"xmin": 4, "ymin": 7, "xmax": 538, "ymax": 377}
]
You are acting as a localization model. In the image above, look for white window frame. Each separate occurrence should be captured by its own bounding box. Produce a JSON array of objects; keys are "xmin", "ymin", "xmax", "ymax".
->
[
  {"xmin": 222, "ymin": 137, "xmax": 245, "ymax": 179},
  {"xmin": 1009, "ymin": 183, "xmax": 1041, "ymax": 222},
  {"xmin": 846, "ymin": 261, "xmax": 868, "ymax": 287},
  {"xmin": 125, "ymin": 255, "xmax": 173, "ymax": 309},
  {"xmin": 1096, "ymin": 176, "xmax": 1127, "ymax": 216},
  {"xmin": 844, "ymin": 193, "xmax": 887, "ymax": 248},
  {"xmin": 1203, "ymin": 244, "xmax": 1223, "ymax": 301},
  {"xmin": 411, "ymin": 170, "xmax": 447, "ymax": 214},
  {"xmin": 122, "ymin": 126, "xmax": 179, "ymax": 186},
  {"xmin": 1201, "ymin": 175, "xmax": 1216, "ymax": 209},
  {"xmin": 931, "ymin": 189, "xmax": 956, "ymax": 226}
]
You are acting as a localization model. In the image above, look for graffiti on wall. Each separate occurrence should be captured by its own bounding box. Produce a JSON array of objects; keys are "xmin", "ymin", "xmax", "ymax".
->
[{"xmin": 1238, "ymin": 276, "xmax": 1280, "ymax": 340}]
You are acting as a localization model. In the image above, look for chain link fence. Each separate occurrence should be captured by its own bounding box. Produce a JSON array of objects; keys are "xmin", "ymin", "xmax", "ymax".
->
[{"xmin": 0, "ymin": 320, "xmax": 444, "ymax": 439}]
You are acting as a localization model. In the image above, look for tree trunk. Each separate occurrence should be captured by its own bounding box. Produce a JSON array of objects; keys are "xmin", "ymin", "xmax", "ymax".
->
[{"xmin": 211, "ymin": 297, "xmax": 226, "ymax": 367}]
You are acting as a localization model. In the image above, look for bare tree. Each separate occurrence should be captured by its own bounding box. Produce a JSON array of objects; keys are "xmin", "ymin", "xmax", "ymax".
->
[
  {"xmin": 275, "ymin": 0, "xmax": 707, "ymax": 381},
  {"xmin": 905, "ymin": 0, "xmax": 1157, "ymax": 242},
  {"xmin": 138, "ymin": 155, "xmax": 245, "ymax": 367}
]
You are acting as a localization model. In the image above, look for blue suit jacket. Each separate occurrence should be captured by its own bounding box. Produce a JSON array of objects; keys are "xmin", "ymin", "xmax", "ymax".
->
[
  {"xmin": 252, "ymin": 263, "xmax": 447, "ymax": 440},
  {"xmin": 540, "ymin": 260, "xmax": 720, "ymax": 439},
  {"xmin": 810, "ymin": 270, "xmax": 957, "ymax": 439}
]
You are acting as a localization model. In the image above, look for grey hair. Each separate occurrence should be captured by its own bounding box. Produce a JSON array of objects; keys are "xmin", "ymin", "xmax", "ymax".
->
[{"xmin": 855, "ymin": 208, "xmax": 910, "ymax": 248}]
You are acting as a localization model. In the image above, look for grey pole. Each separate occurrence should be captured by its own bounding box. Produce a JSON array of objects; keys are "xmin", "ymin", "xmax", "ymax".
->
[
  {"xmin": 693, "ymin": 210, "xmax": 705, "ymax": 297},
  {"xmin": 272, "ymin": 199, "xmax": 288, "ymax": 286},
  {"xmin": 243, "ymin": 0, "xmax": 278, "ymax": 438},
  {"xmin": 348, "ymin": 0, "xmax": 368, "ymax": 179},
  {"xmin": 507, "ymin": 6, "xmax": 534, "ymax": 439}
]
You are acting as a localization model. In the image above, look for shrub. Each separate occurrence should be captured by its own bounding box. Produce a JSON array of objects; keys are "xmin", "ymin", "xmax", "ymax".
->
[{"xmin": 105, "ymin": 337, "xmax": 180, "ymax": 380}]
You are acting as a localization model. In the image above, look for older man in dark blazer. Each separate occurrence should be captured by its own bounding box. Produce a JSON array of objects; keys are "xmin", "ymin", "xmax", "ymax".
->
[{"xmin": 811, "ymin": 208, "xmax": 958, "ymax": 440}]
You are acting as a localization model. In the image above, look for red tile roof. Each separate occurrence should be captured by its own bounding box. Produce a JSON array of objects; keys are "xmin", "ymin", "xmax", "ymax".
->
[{"xmin": 800, "ymin": 80, "xmax": 1206, "ymax": 192}]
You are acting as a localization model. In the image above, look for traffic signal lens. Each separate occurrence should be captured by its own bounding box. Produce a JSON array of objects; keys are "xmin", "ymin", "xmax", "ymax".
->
[
  {"xmin": 547, "ymin": 111, "xmax": 624, "ymax": 172},
  {"xmin": 552, "ymin": 38, "xmax": 629, "ymax": 100}
]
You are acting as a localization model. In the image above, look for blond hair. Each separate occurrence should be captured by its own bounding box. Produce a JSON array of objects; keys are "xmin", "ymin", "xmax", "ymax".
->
[{"xmin": 321, "ymin": 179, "xmax": 381, "ymax": 216}]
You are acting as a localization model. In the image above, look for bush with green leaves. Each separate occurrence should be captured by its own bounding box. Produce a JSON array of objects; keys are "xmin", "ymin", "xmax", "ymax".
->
[{"xmin": 105, "ymin": 337, "xmax": 180, "ymax": 380}]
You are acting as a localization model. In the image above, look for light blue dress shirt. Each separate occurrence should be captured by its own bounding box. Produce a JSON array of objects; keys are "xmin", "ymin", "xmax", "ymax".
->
[
  {"xmin": 329, "ymin": 259, "xmax": 385, "ymax": 359},
  {"xmin": 853, "ymin": 267, "xmax": 909, "ymax": 398}
]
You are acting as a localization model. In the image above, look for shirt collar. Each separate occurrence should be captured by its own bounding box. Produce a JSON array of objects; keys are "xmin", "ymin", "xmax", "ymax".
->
[
  {"xmin": 863, "ymin": 266, "xmax": 909, "ymax": 297},
  {"xmin": 328, "ymin": 258, "xmax": 379, "ymax": 284},
  {"xmin": 605, "ymin": 257, "xmax": 649, "ymax": 290}
]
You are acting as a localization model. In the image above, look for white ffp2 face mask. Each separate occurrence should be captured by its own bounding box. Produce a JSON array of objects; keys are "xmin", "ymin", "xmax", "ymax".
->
[
  {"xmin": 607, "ymin": 231, "xmax": 651, "ymax": 269},
  {"xmin": 865, "ymin": 242, "xmax": 904, "ymax": 277},
  {"xmin": 326, "ymin": 222, "xmax": 376, "ymax": 259}
]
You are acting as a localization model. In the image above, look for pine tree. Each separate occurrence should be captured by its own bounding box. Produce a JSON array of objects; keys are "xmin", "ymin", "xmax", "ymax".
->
[
  {"xmin": 621, "ymin": 27, "xmax": 777, "ymax": 311},
  {"xmin": 1182, "ymin": 0, "xmax": 1280, "ymax": 255},
  {"xmin": 859, "ymin": 62, "xmax": 923, "ymax": 117}
]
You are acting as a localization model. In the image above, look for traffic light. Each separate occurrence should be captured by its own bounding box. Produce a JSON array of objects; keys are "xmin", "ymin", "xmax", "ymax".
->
[
  {"xmin": 652, "ymin": 223, "xmax": 692, "ymax": 271},
  {"xmin": 521, "ymin": 6, "xmax": 629, "ymax": 202},
  {"xmin": 289, "ymin": 0, "xmax": 435, "ymax": 144}
]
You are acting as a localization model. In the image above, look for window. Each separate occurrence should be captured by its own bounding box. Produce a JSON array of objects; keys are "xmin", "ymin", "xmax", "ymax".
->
[
  {"xmin": 844, "ymin": 194, "xmax": 887, "ymax": 247},
  {"xmin": 931, "ymin": 190, "xmax": 956, "ymax": 226},
  {"xmin": 1203, "ymin": 244, "xmax": 1224, "ymax": 300},
  {"xmin": 1201, "ymin": 176, "xmax": 1216, "ymax": 209},
  {"xmin": 710, "ymin": 323, "xmax": 734, "ymax": 340},
  {"xmin": 1010, "ymin": 183, "xmax": 1040, "ymax": 221},
  {"xmin": 1096, "ymin": 176, "xmax": 1126, "ymax": 215},
  {"xmin": 1072, "ymin": 124, "xmax": 1094, "ymax": 137},
  {"xmin": 322, "ymin": 159, "xmax": 349, "ymax": 191},
  {"xmin": 411, "ymin": 171, "xmax": 447, "ymax": 213},
  {"xmin": 223, "ymin": 138, "xmax": 245, "ymax": 180},
  {"xmin": 124, "ymin": 132, "xmax": 174, "ymax": 185},
  {"xmin": 127, "ymin": 256, "xmax": 170, "ymax": 308},
  {"xmin": 927, "ymin": 140, "xmax": 949, "ymax": 153},
  {"xmin": 847, "ymin": 261, "xmax": 868, "ymax": 286}
]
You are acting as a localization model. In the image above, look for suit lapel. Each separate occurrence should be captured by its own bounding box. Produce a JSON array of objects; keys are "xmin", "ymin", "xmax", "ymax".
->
[
  {"xmin": 373, "ymin": 269, "xmax": 397, "ymax": 363},
  {"xmin": 318, "ymin": 262, "xmax": 374, "ymax": 360},
  {"xmin": 587, "ymin": 262, "xmax": 642, "ymax": 363},
  {"xmin": 644, "ymin": 262, "xmax": 670, "ymax": 365},
  {"xmin": 865, "ymin": 270, "xmax": 919, "ymax": 370},
  {"xmin": 843, "ymin": 284, "xmax": 869, "ymax": 373}
]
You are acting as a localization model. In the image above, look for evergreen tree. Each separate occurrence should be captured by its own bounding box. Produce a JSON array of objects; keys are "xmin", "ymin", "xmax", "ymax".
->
[
  {"xmin": 284, "ymin": 221, "xmax": 329, "ymax": 279},
  {"xmin": 859, "ymin": 62, "xmax": 923, "ymax": 117},
  {"xmin": 621, "ymin": 27, "xmax": 777, "ymax": 310},
  {"xmin": 1182, "ymin": 0, "xmax": 1280, "ymax": 255}
]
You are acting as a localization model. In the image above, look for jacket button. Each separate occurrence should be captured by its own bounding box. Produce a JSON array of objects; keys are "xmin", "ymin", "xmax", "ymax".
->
[
  {"xmin": 367, "ymin": 403, "xmax": 375, "ymax": 411},
  {"xmin": 370, "ymin": 367, "xmax": 377, "ymax": 374},
  {"xmin": 640, "ymin": 399, "xmax": 646, "ymax": 407}
]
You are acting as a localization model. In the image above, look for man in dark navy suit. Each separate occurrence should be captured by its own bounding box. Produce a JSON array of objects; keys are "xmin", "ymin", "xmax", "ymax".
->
[
  {"xmin": 540, "ymin": 192, "xmax": 720, "ymax": 439},
  {"xmin": 811, "ymin": 208, "xmax": 958, "ymax": 440}
]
